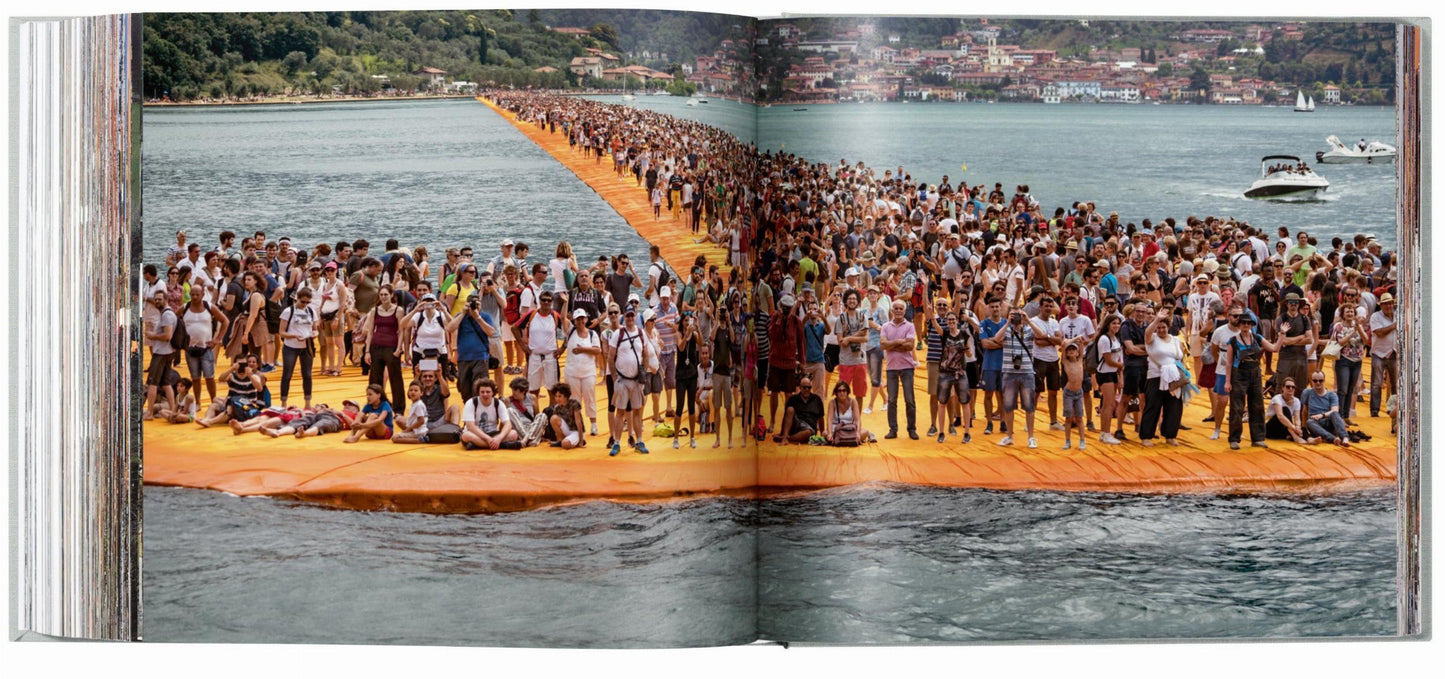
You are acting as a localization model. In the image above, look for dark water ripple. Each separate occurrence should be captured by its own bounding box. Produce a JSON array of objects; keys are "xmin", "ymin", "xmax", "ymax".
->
[
  {"xmin": 757, "ymin": 484, "xmax": 1397, "ymax": 643},
  {"xmin": 143, "ymin": 487, "xmax": 758, "ymax": 647}
]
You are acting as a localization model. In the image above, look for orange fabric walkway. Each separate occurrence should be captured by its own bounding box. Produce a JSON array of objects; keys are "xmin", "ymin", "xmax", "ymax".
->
[{"xmin": 140, "ymin": 97, "xmax": 1397, "ymax": 514}]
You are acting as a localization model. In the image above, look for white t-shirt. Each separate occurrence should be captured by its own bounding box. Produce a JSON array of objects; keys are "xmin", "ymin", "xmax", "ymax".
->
[
  {"xmin": 1270, "ymin": 394, "xmax": 1301, "ymax": 418},
  {"xmin": 1096, "ymin": 334, "xmax": 1122, "ymax": 373},
  {"xmin": 463, "ymin": 396, "xmax": 507, "ymax": 435},
  {"xmin": 1369, "ymin": 311, "xmax": 1396, "ymax": 358},
  {"xmin": 610, "ymin": 325, "xmax": 647, "ymax": 380},
  {"xmin": 525, "ymin": 310, "xmax": 559, "ymax": 355},
  {"xmin": 149, "ymin": 308, "xmax": 176, "ymax": 356},
  {"xmin": 279, "ymin": 305, "xmax": 316, "ymax": 350},
  {"xmin": 564, "ymin": 331, "xmax": 600, "ymax": 379},
  {"xmin": 1059, "ymin": 315, "xmax": 1095, "ymax": 347},
  {"xmin": 1188, "ymin": 292, "xmax": 1221, "ymax": 337},
  {"xmin": 549, "ymin": 258, "xmax": 570, "ymax": 293},
  {"xmin": 413, "ymin": 311, "xmax": 448, "ymax": 353},
  {"xmin": 404, "ymin": 400, "xmax": 429, "ymax": 439},
  {"xmin": 1031, "ymin": 317, "xmax": 1062, "ymax": 362}
]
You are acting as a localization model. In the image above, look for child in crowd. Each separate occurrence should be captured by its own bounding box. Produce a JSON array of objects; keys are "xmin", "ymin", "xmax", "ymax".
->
[
  {"xmin": 1061, "ymin": 342, "xmax": 1086, "ymax": 451},
  {"xmin": 391, "ymin": 381, "xmax": 430, "ymax": 444}
]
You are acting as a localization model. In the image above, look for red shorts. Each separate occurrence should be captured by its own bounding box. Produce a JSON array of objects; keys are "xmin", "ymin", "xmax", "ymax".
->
[
  {"xmin": 366, "ymin": 426, "xmax": 393, "ymax": 440},
  {"xmin": 837, "ymin": 364, "xmax": 868, "ymax": 395}
]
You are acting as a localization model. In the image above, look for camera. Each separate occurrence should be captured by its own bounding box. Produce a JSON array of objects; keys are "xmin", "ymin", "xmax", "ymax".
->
[
  {"xmin": 1013, "ymin": 354, "xmax": 1023, "ymax": 370},
  {"xmin": 469, "ymin": 294, "xmax": 481, "ymax": 310}
]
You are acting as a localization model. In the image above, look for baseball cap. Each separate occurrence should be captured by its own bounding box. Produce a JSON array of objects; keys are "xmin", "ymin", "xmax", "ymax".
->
[{"xmin": 572, "ymin": 308, "xmax": 588, "ymax": 319}]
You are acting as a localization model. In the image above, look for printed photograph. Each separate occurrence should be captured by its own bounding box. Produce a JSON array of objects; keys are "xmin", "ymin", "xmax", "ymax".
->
[{"xmin": 137, "ymin": 10, "xmax": 1406, "ymax": 645}]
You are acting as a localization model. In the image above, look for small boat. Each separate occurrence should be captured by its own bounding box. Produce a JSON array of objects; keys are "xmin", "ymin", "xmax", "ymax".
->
[
  {"xmin": 1244, "ymin": 155, "xmax": 1329, "ymax": 200},
  {"xmin": 686, "ymin": 98, "xmax": 698, "ymax": 106},
  {"xmin": 697, "ymin": 97, "xmax": 709, "ymax": 104},
  {"xmin": 621, "ymin": 94, "xmax": 636, "ymax": 101},
  {"xmin": 792, "ymin": 107, "xmax": 808, "ymax": 111},
  {"xmin": 1316, "ymin": 135, "xmax": 1397, "ymax": 164},
  {"xmin": 1294, "ymin": 90, "xmax": 1315, "ymax": 112}
]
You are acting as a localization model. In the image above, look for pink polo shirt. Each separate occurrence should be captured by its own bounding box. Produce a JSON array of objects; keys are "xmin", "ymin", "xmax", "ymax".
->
[{"xmin": 881, "ymin": 320, "xmax": 918, "ymax": 371}]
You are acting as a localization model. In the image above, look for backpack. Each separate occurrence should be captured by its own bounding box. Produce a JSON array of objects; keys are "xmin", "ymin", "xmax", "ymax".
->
[
  {"xmin": 503, "ymin": 288, "xmax": 523, "ymax": 325},
  {"xmin": 650, "ymin": 263, "xmax": 671, "ymax": 295},
  {"xmin": 426, "ymin": 422, "xmax": 462, "ymax": 444},
  {"xmin": 165, "ymin": 309, "xmax": 187, "ymax": 351}
]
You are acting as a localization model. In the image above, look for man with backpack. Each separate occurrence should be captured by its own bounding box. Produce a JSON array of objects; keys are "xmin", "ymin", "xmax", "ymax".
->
[
  {"xmin": 517, "ymin": 289, "xmax": 567, "ymax": 400},
  {"xmin": 608, "ymin": 304, "xmax": 655, "ymax": 456},
  {"xmin": 144, "ymin": 290, "xmax": 179, "ymax": 420},
  {"xmin": 645, "ymin": 244, "xmax": 671, "ymax": 308}
]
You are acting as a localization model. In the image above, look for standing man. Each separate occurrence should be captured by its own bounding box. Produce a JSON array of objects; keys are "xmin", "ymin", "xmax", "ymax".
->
[
  {"xmin": 1275, "ymin": 292, "xmax": 1314, "ymax": 394},
  {"xmin": 517, "ymin": 290, "xmax": 566, "ymax": 399},
  {"xmin": 880, "ymin": 299, "xmax": 920, "ymax": 440},
  {"xmin": 1118, "ymin": 300, "xmax": 1153, "ymax": 441},
  {"xmin": 1030, "ymin": 296, "xmax": 1064, "ymax": 430},
  {"xmin": 766, "ymin": 294, "xmax": 804, "ymax": 433},
  {"xmin": 608, "ymin": 305, "xmax": 654, "ymax": 456},
  {"xmin": 991, "ymin": 307, "xmax": 1049, "ymax": 448},
  {"xmin": 143, "ymin": 291, "xmax": 179, "ymax": 420},
  {"xmin": 1368, "ymin": 292, "xmax": 1398, "ymax": 419}
]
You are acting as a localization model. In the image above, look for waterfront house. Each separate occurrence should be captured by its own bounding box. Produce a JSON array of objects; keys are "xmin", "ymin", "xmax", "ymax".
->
[{"xmin": 413, "ymin": 67, "xmax": 446, "ymax": 87}]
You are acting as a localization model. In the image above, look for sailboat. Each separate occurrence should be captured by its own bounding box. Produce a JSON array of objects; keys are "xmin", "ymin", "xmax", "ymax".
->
[{"xmin": 1294, "ymin": 90, "xmax": 1315, "ymax": 112}]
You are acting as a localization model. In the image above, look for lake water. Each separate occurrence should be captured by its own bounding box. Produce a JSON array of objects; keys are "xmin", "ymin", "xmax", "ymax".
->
[{"xmin": 141, "ymin": 97, "xmax": 1399, "ymax": 645}]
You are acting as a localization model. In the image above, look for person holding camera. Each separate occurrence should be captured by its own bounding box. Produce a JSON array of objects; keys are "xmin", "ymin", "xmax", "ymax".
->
[
  {"xmin": 447, "ymin": 290, "xmax": 496, "ymax": 404},
  {"xmin": 403, "ymin": 292, "xmax": 453, "ymax": 383},
  {"xmin": 990, "ymin": 305, "xmax": 1050, "ymax": 448}
]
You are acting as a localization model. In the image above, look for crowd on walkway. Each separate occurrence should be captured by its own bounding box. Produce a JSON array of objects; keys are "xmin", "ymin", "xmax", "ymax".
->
[{"xmin": 143, "ymin": 91, "xmax": 1402, "ymax": 456}]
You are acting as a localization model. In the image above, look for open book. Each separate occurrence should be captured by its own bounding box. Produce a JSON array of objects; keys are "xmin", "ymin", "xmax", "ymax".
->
[{"xmin": 11, "ymin": 9, "xmax": 1424, "ymax": 647}]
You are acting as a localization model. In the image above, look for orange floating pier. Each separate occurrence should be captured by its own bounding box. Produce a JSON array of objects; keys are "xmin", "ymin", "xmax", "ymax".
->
[{"xmin": 141, "ymin": 97, "xmax": 1398, "ymax": 513}]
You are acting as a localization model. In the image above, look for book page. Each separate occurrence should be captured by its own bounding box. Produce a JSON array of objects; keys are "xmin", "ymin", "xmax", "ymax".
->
[
  {"xmin": 750, "ymin": 16, "xmax": 1409, "ymax": 643},
  {"xmin": 136, "ymin": 9, "xmax": 762, "ymax": 647}
]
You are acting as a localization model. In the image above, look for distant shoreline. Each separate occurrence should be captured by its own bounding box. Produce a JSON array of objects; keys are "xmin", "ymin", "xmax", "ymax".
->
[{"xmin": 143, "ymin": 93, "xmax": 475, "ymax": 108}]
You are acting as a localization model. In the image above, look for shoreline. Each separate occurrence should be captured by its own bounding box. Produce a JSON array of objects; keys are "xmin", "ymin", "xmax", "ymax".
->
[{"xmin": 143, "ymin": 93, "xmax": 476, "ymax": 108}]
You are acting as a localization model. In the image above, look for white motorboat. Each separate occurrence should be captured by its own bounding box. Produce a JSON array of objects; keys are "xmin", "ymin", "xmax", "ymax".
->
[
  {"xmin": 1315, "ymin": 135, "xmax": 1397, "ymax": 163},
  {"xmin": 686, "ymin": 98, "xmax": 698, "ymax": 106},
  {"xmin": 697, "ymin": 97, "xmax": 709, "ymax": 104},
  {"xmin": 1294, "ymin": 90, "xmax": 1315, "ymax": 112},
  {"xmin": 1244, "ymin": 155, "xmax": 1329, "ymax": 200}
]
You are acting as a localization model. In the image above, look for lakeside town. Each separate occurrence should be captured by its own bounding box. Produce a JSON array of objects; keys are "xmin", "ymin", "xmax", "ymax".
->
[{"xmin": 141, "ymin": 14, "xmax": 1391, "ymax": 108}]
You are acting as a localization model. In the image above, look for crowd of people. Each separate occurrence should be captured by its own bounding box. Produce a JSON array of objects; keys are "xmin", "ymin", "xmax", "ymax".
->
[{"xmin": 143, "ymin": 91, "xmax": 1402, "ymax": 456}]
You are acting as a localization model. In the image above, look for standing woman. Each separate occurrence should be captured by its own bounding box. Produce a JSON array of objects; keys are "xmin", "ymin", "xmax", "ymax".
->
[
  {"xmin": 671, "ymin": 313, "xmax": 700, "ymax": 449},
  {"xmin": 317, "ymin": 262, "xmax": 349, "ymax": 376},
  {"xmin": 1221, "ymin": 313, "xmax": 1282, "ymax": 449},
  {"xmin": 227, "ymin": 271, "xmax": 270, "ymax": 362},
  {"xmin": 563, "ymin": 307, "xmax": 603, "ymax": 437},
  {"xmin": 1139, "ymin": 315, "xmax": 1186, "ymax": 446},
  {"xmin": 1094, "ymin": 314, "xmax": 1125, "ymax": 444},
  {"xmin": 1330, "ymin": 304, "xmax": 1368, "ymax": 425},
  {"xmin": 277, "ymin": 288, "xmax": 318, "ymax": 409},
  {"xmin": 550, "ymin": 241, "xmax": 578, "ymax": 299},
  {"xmin": 413, "ymin": 246, "xmax": 431, "ymax": 285},
  {"xmin": 361, "ymin": 285, "xmax": 407, "ymax": 409}
]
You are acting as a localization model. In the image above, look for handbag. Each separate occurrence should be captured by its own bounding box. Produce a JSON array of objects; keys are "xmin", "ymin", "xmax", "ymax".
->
[{"xmin": 1321, "ymin": 340, "xmax": 1343, "ymax": 359}]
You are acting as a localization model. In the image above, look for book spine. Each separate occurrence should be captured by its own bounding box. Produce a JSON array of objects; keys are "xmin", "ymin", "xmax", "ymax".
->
[{"xmin": 12, "ymin": 13, "xmax": 140, "ymax": 641}]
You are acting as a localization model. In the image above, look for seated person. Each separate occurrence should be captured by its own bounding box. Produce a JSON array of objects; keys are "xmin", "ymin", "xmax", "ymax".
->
[
  {"xmin": 390, "ymin": 381, "xmax": 430, "ymax": 444},
  {"xmin": 1301, "ymin": 371, "xmax": 1350, "ymax": 446},
  {"xmin": 505, "ymin": 376, "xmax": 546, "ymax": 446},
  {"xmin": 778, "ymin": 378, "xmax": 825, "ymax": 445},
  {"xmin": 197, "ymin": 356, "xmax": 266, "ymax": 428},
  {"xmin": 1265, "ymin": 378, "xmax": 1319, "ymax": 445},
  {"xmin": 151, "ymin": 375, "xmax": 197, "ymax": 424},
  {"xmin": 416, "ymin": 364, "xmax": 461, "ymax": 429},
  {"xmin": 543, "ymin": 382, "xmax": 586, "ymax": 450},
  {"xmin": 260, "ymin": 401, "xmax": 360, "ymax": 438},
  {"xmin": 344, "ymin": 384, "xmax": 395, "ymax": 443},
  {"xmin": 462, "ymin": 377, "xmax": 519, "ymax": 450}
]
